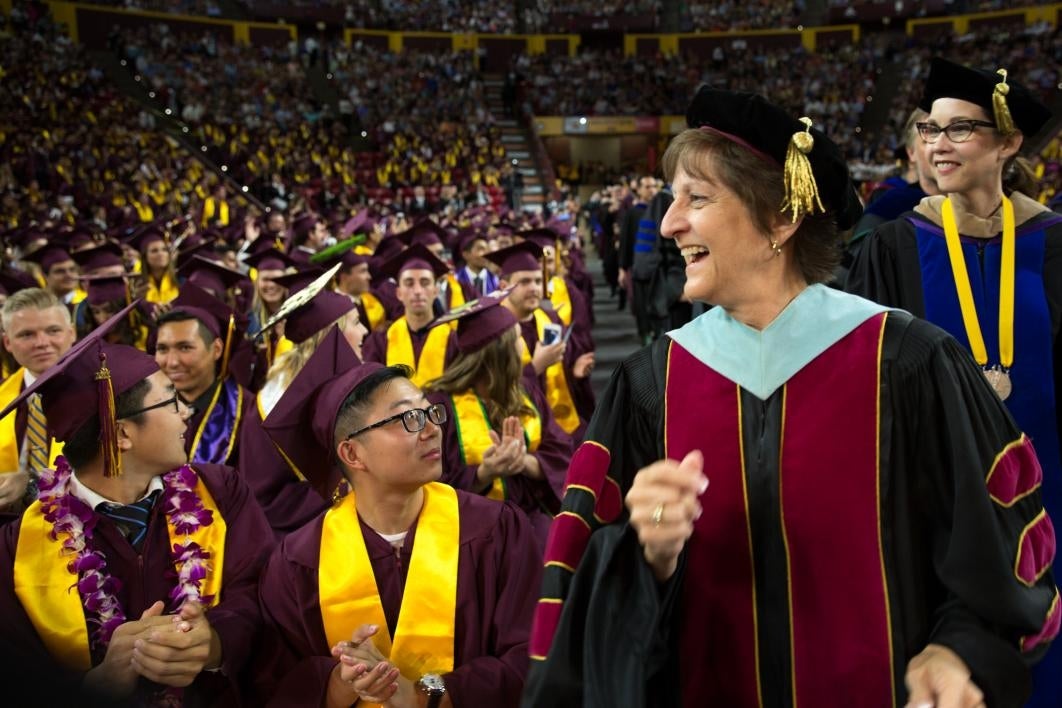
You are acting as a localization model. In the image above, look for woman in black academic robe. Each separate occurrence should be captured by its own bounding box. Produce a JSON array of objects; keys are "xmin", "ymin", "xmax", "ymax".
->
[{"xmin": 524, "ymin": 88, "xmax": 1058, "ymax": 708}]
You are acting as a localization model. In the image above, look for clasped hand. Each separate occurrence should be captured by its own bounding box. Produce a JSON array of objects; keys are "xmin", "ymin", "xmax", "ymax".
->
[
  {"xmin": 84, "ymin": 600, "xmax": 220, "ymax": 697},
  {"xmin": 329, "ymin": 624, "xmax": 417, "ymax": 708}
]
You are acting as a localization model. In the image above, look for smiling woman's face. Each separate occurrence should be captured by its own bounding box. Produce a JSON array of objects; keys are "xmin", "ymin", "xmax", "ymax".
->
[{"xmin": 661, "ymin": 163, "xmax": 777, "ymax": 308}]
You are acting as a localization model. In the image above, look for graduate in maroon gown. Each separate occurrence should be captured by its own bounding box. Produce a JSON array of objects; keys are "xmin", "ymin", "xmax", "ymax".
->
[
  {"xmin": 424, "ymin": 292, "xmax": 571, "ymax": 549},
  {"xmin": 238, "ymin": 265, "xmax": 364, "ymax": 537},
  {"xmin": 360, "ymin": 245, "xmax": 458, "ymax": 389},
  {"xmin": 156, "ymin": 283, "xmax": 254, "ymax": 467},
  {"xmin": 486, "ymin": 242, "xmax": 595, "ymax": 441},
  {"xmin": 0, "ymin": 304, "xmax": 272, "ymax": 706},
  {"xmin": 254, "ymin": 360, "xmax": 540, "ymax": 708}
]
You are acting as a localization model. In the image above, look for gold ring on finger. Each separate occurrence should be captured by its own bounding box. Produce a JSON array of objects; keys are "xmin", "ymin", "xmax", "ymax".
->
[{"xmin": 651, "ymin": 503, "xmax": 665, "ymax": 527}]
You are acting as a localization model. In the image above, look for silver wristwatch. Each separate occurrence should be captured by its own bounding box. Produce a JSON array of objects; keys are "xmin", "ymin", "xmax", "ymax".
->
[{"xmin": 417, "ymin": 673, "xmax": 446, "ymax": 708}]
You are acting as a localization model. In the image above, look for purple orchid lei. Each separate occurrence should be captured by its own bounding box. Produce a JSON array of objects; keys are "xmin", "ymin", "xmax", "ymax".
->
[{"xmin": 38, "ymin": 457, "xmax": 214, "ymax": 652}]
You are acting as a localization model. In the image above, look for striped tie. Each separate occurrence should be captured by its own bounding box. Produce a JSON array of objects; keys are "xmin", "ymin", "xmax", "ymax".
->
[
  {"xmin": 25, "ymin": 394, "xmax": 49, "ymax": 474},
  {"xmin": 96, "ymin": 491, "xmax": 160, "ymax": 551}
]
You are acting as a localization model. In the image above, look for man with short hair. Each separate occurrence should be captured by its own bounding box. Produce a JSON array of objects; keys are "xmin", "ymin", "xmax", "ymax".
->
[
  {"xmin": 155, "ymin": 284, "xmax": 251, "ymax": 466},
  {"xmin": 0, "ymin": 305, "xmax": 271, "ymax": 705},
  {"xmin": 489, "ymin": 242, "xmax": 593, "ymax": 440},
  {"xmin": 255, "ymin": 361, "xmax": 540, "ymax": 707},
  {"xmin": 0, "ymin": 288, "xmax": 76, "ymax": 513},
  {"xmin": 334, "ymin": 251, "xmax": 387, "ymax": 332},
  {"xmin": 453, "ymin": 231, "xmax": 497, "ymax": 297},
  {"xmin": 290, "ymin": 213, "xmax": 331, "ymax": 265}
]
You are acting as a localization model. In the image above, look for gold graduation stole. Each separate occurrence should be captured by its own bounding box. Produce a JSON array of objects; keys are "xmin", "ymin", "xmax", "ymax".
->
[
  {"xmin": 449, "ymin": 391, "xmax": 541, "ymax": 501},
  {"xmin": 202, "ymin": 198, "xmax": 230, "ymax": 227},
  {"xmin": 445, "ymin": 274, "xmax": 466, "ymax": 312},
  {"xmin": 145, "ymin": 272, "xmax": 180, "ymax": 304},
  {"xmin": 0, "ymin": 370, "xmax": 63, "ymax": 474},
  {"xmin": 525, "ymin": 310, "xmax": 581, "ymax": 434},
  {"xmin": 385, "ymin": 318, "xmax": 450, "ymax": 388},
  {"xmin": 319, "ymin": 483, "xmax": 458, "ymax": 700},
  {"xmin": 13, "ymin": 473, "xmax": 227, "ymax": 671},
  {"xmin": 134, "ymin": 201, "xmax": 153, "ymax": 222},
  {"xmin": 362, "ymin": 293, "xmax": 386, "ymax": 331},
  {"xmin": 548, "ymin": 276, "xmax": 572, "ymax": 326}
]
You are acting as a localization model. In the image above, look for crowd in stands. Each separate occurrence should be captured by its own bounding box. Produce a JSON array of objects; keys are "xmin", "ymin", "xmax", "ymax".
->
[
  {"xmin": 681, "ymin": 0, "xmax": 803, "ymax": 32},
  {"xmin": 510, "ymin": 39, "xmax": 880, "ymax": 159},
  {"xmin": 82, "ymin": 0, "xmax": 222, "ymax": 16},
  {"xmin": 1, "ymin": 12, "xmax": 218, "ymax": 232},
  {"xmin": 326, "ymin": 41, "xmax": 511, "ymax": 200},
  {"xmin": 523, "ymin": 0, "xmax": 661, "ymax": 32}
]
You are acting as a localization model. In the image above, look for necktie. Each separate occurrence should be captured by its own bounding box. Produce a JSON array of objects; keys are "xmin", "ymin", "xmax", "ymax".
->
[
  {"xmin": 25, "ymin": 394, "xmax": 49, "ymax": 474},
  {"xmin": 96, "ymin": 490, "xmax": 161, "ymax": 551}
]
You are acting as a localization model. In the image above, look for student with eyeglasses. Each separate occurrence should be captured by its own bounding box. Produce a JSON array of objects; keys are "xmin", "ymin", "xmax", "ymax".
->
[
  {"xmin": 254, "ymin": 357, "xmax": 540, "ymax": 708},
  {"xmin": 424, "ymin": 292, "xmax": 575, "ymax": 551},
  {"xmin": 847, "ymin": 57, "xmax": 1062, "ymax": 708},
  {"xmin": 0, "ymin": 304, "xmax": 272, "ymax": 706}
]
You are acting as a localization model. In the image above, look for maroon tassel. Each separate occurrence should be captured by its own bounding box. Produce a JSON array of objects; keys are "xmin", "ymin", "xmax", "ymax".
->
[{"xmin": 95, "ymin": 350, "xmax": 122, "ymax": 478}]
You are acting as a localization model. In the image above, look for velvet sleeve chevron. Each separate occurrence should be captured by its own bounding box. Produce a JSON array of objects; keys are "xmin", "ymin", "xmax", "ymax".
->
[
  {"xmin": 528, "ymin": 340, "xmax": 668, "ymax": 663},
  {"xmin": 892, "ymin": 322, "xmax": 1059, "ymax": 706}
]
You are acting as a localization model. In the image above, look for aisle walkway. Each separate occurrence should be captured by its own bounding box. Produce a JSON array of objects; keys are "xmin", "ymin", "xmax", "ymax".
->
[{"xmin": 583, "ymin": 247, "xmax": 643, "ymax": 399}]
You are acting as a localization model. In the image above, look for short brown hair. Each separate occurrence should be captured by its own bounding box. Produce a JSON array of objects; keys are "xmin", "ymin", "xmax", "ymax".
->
[{"xmin": 661, "ymin": 128, "xmax": 841, "ymax": 284}]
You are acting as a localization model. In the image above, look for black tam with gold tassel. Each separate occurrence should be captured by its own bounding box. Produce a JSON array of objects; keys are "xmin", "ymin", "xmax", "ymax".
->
[
  {"xmin": 918, "ymin": 57, "xmax": 1052, "ymax": 139},
  {"xmin": 684, "ymin": 87, "xmax": 863, "ymax": 230}
]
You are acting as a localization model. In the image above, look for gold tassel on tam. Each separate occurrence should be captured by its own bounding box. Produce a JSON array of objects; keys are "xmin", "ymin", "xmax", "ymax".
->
[
  {"xmin": 781, "ymin": 117, "xmax": 824, "ymax": 222},
  {"xmin": 993, "ymin": 69, "xmax": 1016, "ymax": 136},
  {"xmin": 94, "ymin": 351, "xmax": 122, "ymax": 478}
]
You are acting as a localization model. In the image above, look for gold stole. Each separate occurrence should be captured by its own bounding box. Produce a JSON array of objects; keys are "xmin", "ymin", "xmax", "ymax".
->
[
  {"xmin": 319, "ymin": 483, "xmax": 458, "ymax": 700},
  {"xmin": 445, "ymin": 274, "xmax": 466, "ymax": 311},
  {"xmin": 548, "ymin": 276, "xmax": 572, "ymax": 326},
  {"xmin": 71, "ymin": 288, "xmax": 87, "ymax": 306},
  {"xmin": 385, "ymin": 318, "xmax": 450, "ymax": 388},
  {"xmin": 524, "ymin": 310, "xmax": 581, "ymax": 434},
  {"xmin": 449, "ymin": 391, "xmax": 541, "ymax": 501},
  {"xmin": 354, "ymin": 244, "xmax": 374, "ymax": 256},
  {"xmin": 145, "ymin": 272, "xmax": 180, "ymax": 304},
  {"xmin": 202, "ymin": 198, "xmax": 229, "ymax": 227},
  {"xmin": 362, "ymin": 293, "xmax": 386, "ymax": 331},
  {"xmin": 0, "ymin": 370, "xmax": 63, "ymax": 474},
  {"xmin": 272, "ymin": 335, "xmax": 294, "ymax": 366},
  {"xmin": 13, "ymin": 473, "xmax": 227, "ymax": 671}
]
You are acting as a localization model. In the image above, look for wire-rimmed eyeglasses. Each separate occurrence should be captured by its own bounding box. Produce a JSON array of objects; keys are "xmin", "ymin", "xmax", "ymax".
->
[
  {"xmin": 344, "ymin": 403, "xmax": 448, "ymax": 440},
  {"xmin": 915, "ymin": 119, "xmax": 996, "ymax": 144}
]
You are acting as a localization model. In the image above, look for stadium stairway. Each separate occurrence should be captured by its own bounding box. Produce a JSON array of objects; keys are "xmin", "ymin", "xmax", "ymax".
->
[
  {"xmin": 485, "ymin": 76, "xmax": 546, "ymax": 213},
  {"xmin": 584, "ymin": 244, "xmax": 642, "ymax": 398}
]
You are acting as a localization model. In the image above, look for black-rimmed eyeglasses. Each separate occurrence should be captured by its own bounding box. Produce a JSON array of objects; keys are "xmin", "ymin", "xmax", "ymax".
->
[
  {"xmin": 915, "ymin": 120, "xmax": 996, "ymax": 144},
  {"xmin": 344, "ymin": 403, "xmax": 448, "ymax": 440},
  {"xmin": 119, "ymin": 393, "xmax": 180, "ymax": 419}
]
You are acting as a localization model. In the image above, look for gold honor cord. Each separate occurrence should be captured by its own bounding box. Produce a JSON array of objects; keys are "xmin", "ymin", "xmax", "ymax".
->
[{"xmin": 941, "ymin": 196, "xmax": 1016, "ymax": 399}]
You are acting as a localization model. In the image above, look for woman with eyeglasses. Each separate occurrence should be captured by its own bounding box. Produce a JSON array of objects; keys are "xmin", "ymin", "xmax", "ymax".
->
[
  {"xmin": 847, "ymin": 57, "xmax": 1061, "ymax": 707},
  {"xmin": 424, "ymin": 292, "xmax": 574, "ymax": 550}
]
